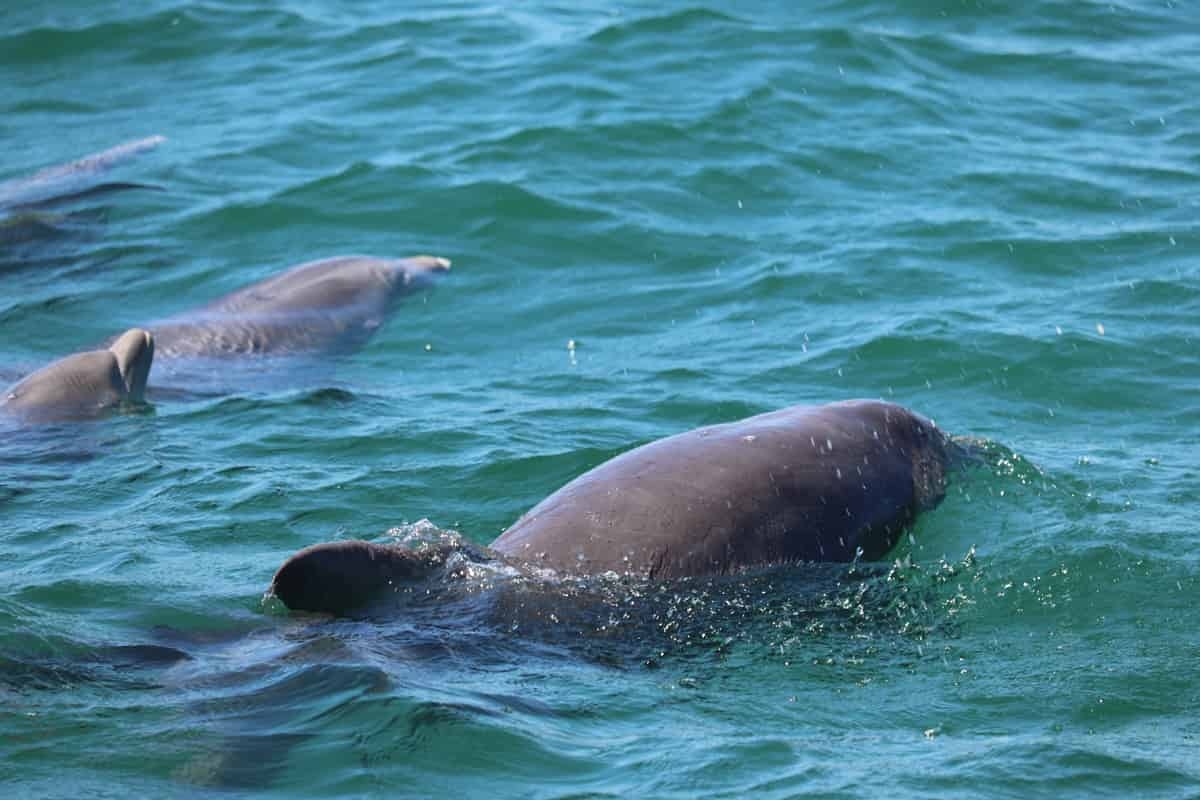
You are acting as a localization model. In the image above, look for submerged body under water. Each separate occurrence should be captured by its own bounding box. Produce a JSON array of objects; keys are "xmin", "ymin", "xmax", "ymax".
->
[{"xmin": 2, "ymin": 1, "xmax": 1198, "ymax": 797}]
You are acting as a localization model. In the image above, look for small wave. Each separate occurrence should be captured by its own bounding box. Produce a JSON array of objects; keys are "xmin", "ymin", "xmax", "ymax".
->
[{"xmin": 586, "ymin": 8, "xmax": 744, "ymax": 46}]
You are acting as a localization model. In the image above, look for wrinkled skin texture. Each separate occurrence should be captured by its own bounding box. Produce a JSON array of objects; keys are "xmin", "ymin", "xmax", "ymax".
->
[
  {"xmin": 145, "ymin": 255, "xmax": 450, "ymax": 358},
  {"xmin": 271, "ymin": 400, "xmax": 954, "ymax": 614}
]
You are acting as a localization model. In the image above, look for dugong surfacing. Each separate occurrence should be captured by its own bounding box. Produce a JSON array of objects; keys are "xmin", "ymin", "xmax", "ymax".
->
[
  {"xmin": 270, "ymin": 400, "xmax": 955, "ymax": 613},
  {"xmin": 145, "ymin": 255, "xmax": 450, "ymax": 359},
  {"xmin": 2, "ymin": 328, "xmax": 154, "ymax": 422},
  {"xmin": 490, "ymin": 399, "xmax": 950, "ymax": 576}
]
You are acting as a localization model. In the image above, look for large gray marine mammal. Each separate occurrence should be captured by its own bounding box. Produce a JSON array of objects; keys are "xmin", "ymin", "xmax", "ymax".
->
[
  {"xmin": 144, "ymin": 255, "xmax": 450, "ymax": 359},
  {"xmin": 2, "ymin": 328, "xmax": 154, "ymax": 422},
  {"xmin": 270, "ymin": 400, "xmax": 956, "ymax": 614}
]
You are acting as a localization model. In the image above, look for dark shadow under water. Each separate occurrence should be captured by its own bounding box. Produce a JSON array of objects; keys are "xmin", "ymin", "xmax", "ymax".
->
[
  {"xmin": 0, "ymin": 548, "xmax": 983, "ymax": 790},
  {"xmin": 0, "ymin": 439, "xmax": 1009, "ymax": 790}
]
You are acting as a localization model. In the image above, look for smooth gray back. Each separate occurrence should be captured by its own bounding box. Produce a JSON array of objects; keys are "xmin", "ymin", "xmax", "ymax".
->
[{"xmin": 491, "ymin": 400, "xmax": 949, "ymax": 578}]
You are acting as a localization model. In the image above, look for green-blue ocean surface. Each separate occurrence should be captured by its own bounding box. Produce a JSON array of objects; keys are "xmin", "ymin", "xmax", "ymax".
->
[{"xmin": 1, "ymin": 1, "xmax": 1197, "ymax": 797}]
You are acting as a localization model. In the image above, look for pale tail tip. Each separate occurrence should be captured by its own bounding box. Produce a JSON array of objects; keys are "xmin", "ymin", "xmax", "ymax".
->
[
  {"xmin": 406, "ymin": 255, "xmax": 451, "ymax": 272},
  {"xmin": 108, "ymin": 327, "xmax": 154, "ymax": 353}
]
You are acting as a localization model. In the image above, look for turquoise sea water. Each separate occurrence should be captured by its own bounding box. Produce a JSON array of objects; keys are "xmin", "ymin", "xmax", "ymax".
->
[{"xmin": 2, "ymin": 1, "xmax": 1198, "ymax": 796}]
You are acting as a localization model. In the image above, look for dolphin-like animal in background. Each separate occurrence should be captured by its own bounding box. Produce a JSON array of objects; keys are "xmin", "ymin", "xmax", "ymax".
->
[
  {"xmin": 0, "ymin": 136, "xmax": 166, "ymax": 212},
  {"xmin": 142, "ymin": 255, "xmax": 451, "ymax": 359},
  {"xmin": 270, "ymin": 400, "xmax": 959, "ymax": 614},
  {"xmin": 2, "ymin": 329, "xmax": 154, "ymax": 422},
  {"xmin": 0, "ymin": 136, "xmax": 166, "ymax": 249}
]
